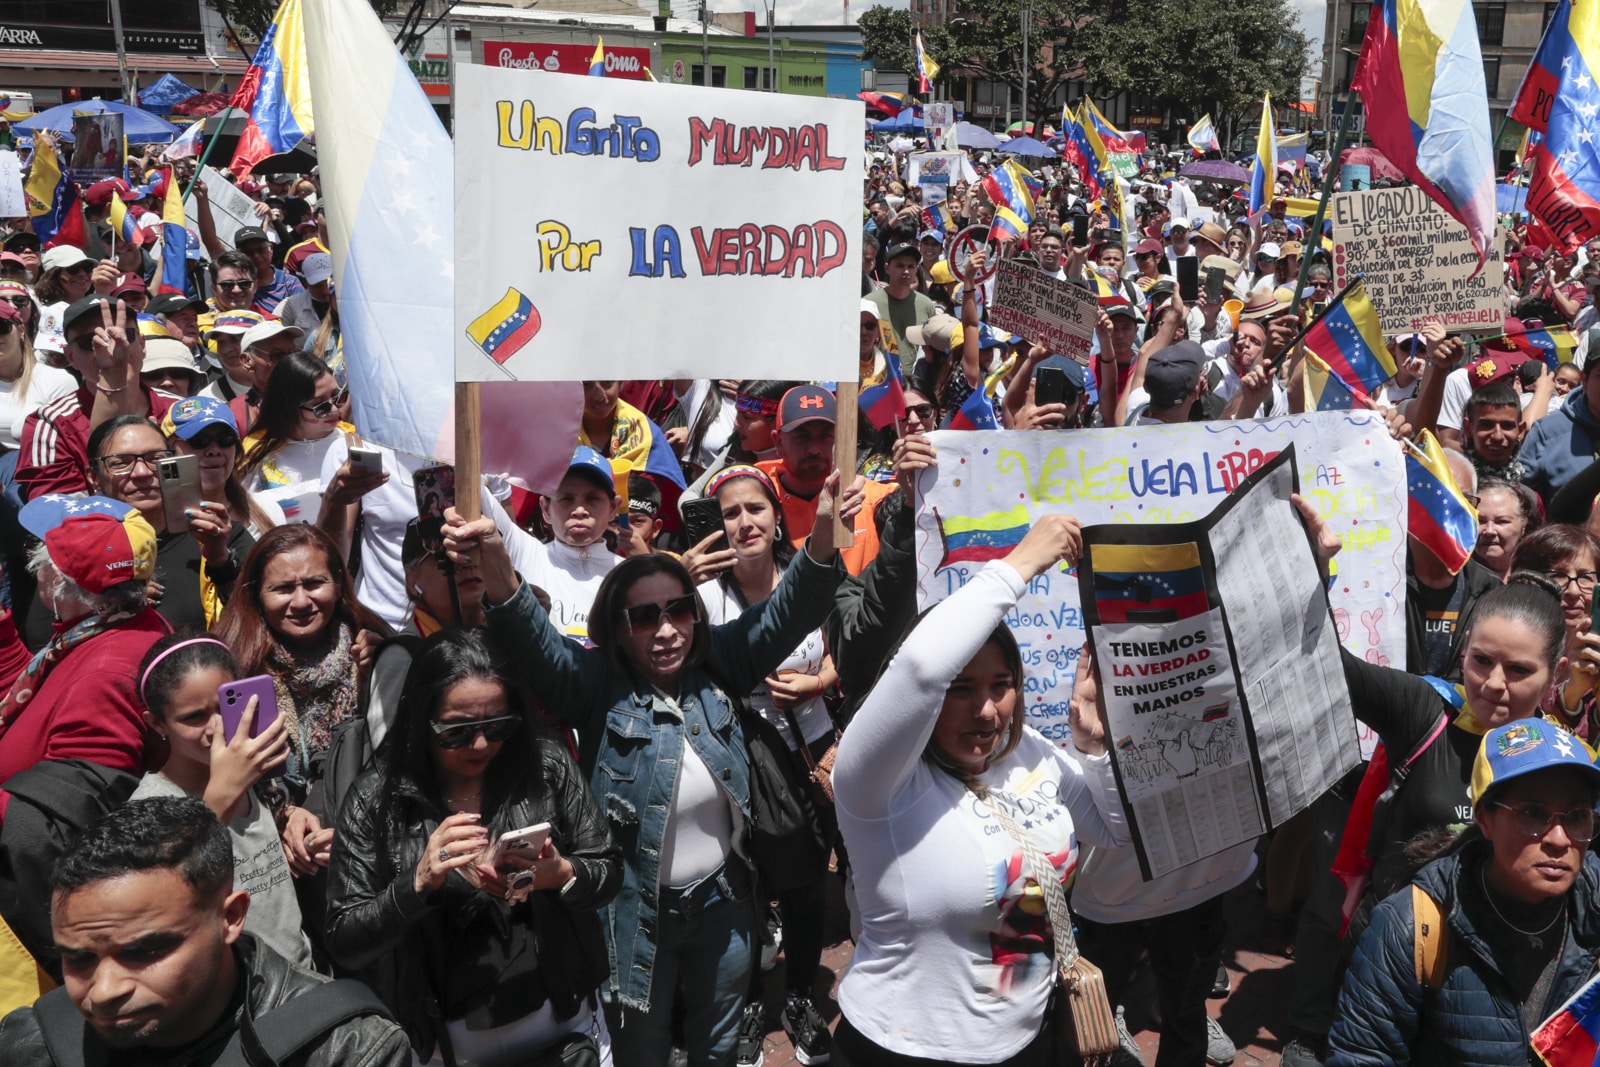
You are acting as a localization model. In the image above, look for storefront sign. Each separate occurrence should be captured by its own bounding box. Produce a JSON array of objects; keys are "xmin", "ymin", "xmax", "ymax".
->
[
  {"xmin": 0, "ymin": 24, "xmax": 206, "ymax": 54},
  {"xmin": 483, "ymin": 40, "xmax": 652, "ymax": 81}
]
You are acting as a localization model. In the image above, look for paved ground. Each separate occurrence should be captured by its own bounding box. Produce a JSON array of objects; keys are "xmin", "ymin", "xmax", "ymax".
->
[{"xmin": 749, "ymin": 875, "xmax": 1296, "ymax": 1067}]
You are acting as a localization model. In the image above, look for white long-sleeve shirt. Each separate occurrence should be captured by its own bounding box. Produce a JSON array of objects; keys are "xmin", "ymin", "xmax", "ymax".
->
[{"xmin": 833, "ymin": 562, "xmax": 1128, "ymax": 1062}]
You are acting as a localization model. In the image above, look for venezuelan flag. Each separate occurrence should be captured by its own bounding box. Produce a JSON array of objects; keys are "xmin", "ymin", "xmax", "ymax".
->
[
  {"xmin": 921, "ymin": 199, "xmax": 958, "ymax": 234},
  {"xmin": 948, "ymin": 389, "xmax": 999, "ymax": 431},
  {"xmin": 24, "ymin": 139, "xmax": 86, "ymax": 251},
  {"xmin": 1187, "ymin": 114, "xmax": 1220, "ymax": 154},
  {"xmin": 989, "ymin": 204, "xmax": 1031, "ymax": 243},
  {"xmin": 982, "ymin": 160, "xmax": 1036, "ymax": 216},
  {"xmin": 589, "ymin": 38, "xmax": 606, "ymax": 77},
  {"xmin": 466, "ymin": 287, "xmax": 543, "ymax": 366},
  {"xmin": 1302, "ymin": 353, "xmax": 1359, "ymax": 411},
  {"xmin": 858, "ymin": 355, "xmax": 907, "ymax": 431},
  {"xmin": 1510, "ymin": 0, "xmax": 1600, "ymax": 250},
  {"xmin": 859, "ymin": 91, "xmax": 908, "ymax": 116},
  {"xmin": 1249, "ymin": 93, "xmax": 1278, "ymax": 213},
  {"xmin": 1060, "ymin": 106, "xmax": 1101, "ymax": 198},
  {"xmin": 1518, "ymin": 325, "xmax": 1578, "ymax": 368},
  {"xmin": 136, "ymin": 312, "xmax": 174, "ymax": 340},
  {"xmin": 1532, "ymin": 970, "xmax": 1600, "ymax": 1066},
  {"xmin": 915, "ymin": 32, "xmax": 939, "ymax": 94},
  {"xmin": 108, "ymin": 194, "xmax": 141, "ymax": 248},
  {"xmin": 1010, "ymin": 160, "xmax": 1044, "ymax": 205},
  {"xmin": 151, "ymin": 166, "xmax": 190, "ymax": 298},
  {"xmin": 1406, "ymin": 429, "xmax": 1478, "ymax": 575},
  {"xmin": 1279, "ymin": 132, "xmax": 1308, "ymax": 170},
  {"xmin": 939, "ymin": 505, "xmax": 1032, "ymax": 566},
  {"xmin": 227, "ymin": 0, "xmax": 313, "ymax": 178},
  {"xmin": 1300, "ymin": 279, "xmax": 1395, "ymax": 400},
  {"xmin": 1083, "ymin": 100, "xmax": 1136, "ymax": 179},
  {"xmin": 1352, "ymin": 0, "xmax": 1495, "ymax": 263},
  {"xmin": 1090, "ymin": 542, "xmax": 1211, "ymax": 624}
]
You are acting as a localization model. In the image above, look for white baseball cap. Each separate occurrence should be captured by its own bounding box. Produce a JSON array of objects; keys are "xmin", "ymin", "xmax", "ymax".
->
[{"xmin": 239, "ymin": 320, "xmax": 304, "ymax": 352}]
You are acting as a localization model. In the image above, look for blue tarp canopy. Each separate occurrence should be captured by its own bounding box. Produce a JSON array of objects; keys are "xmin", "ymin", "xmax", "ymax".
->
[
  {"xmin": 14, "ymin": 99, "xmax": 182, "ymax": 142},
  {"xmin": 138, "ymin": 74, "xmax": 199, "ymax": 113}
]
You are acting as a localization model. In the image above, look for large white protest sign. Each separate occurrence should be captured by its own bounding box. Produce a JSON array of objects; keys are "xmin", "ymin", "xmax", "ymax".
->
[
  {"xmin": 454, "ymin": 63, "xmax": 862, "ymax": 381},
  {"xmin": 184, "ymin": 167, "xmax": 259, "ymax": 252},
  {"xmin": 0, "ymin": 151, "xmax": 24, "ymax": 217},
  {"xmin": 913, "ymin": 412, "xmax": 1405, "ymax": 756}
]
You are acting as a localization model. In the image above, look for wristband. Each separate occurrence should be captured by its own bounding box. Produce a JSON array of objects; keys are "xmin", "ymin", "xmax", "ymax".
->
[{"xmin": 559, "ymin": 873, "xmax": 579, "ymax": 896}]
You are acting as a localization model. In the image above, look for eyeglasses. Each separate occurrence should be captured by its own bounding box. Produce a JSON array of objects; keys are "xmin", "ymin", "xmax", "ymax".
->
[
  {"xmin": 99, "ymin": 449, "xmax": 174, "ymax": 474},
  {"xmin": 0, "ymin": 319, "xmax": 14, "ymax": 337},
  {"xmin": 0, "ymin": 297, "xmax": 27, "ymax": 310},
  {"xmin": 215, "ymin": 280, "xmax": 253, "ymax": 292},
  {"xmin": 429, "ymin": 715, "xmax": 522, "ymax": 749},
  {"xmin": 60, "ymin": 264, "xmax": 91, "ymax": 277},
  {"xmin": 1490, "ymin": 801, "xmax": 1598, "ymax": 842},
  {"xmin": 1546, "ymin": 570, "xmax": 1600, "ymax": 593},
  {"xmin": 300, "ymin": 390, "xmax": 348, "ymax": 419},
  {"xmin": 622, "ymin": 593, "xmax": 698, "ymax": 634},
  {"xmin": 905, "ymin": 403, "xmax": 936, "ymax": 421},
  {"xmin": 188, "ymin": 430, "xmax": 239, "ymax": 450}
]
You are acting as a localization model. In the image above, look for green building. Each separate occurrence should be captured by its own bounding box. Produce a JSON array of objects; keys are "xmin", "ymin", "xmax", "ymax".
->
[{"xmin": 658, "ymin": 31, "xmax": 855, "ymax": 97}]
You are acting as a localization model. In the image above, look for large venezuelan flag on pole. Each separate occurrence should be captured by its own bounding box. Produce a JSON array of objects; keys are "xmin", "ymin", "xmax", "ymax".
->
[
  {"xmin": 1249, "ymin": 94, "xmax": 1277, "ymax": 213},
  {"xmin": 1510, "ymin": 0, "xmax": 1600, "ymax": 251},
  {"xmin": 1352, "ymin": 0, "xmax": 1496, "ymax": 265},
  {"xmin": 1187, "ymin": 114, "xmax": 1220, "ymax": 154},
  {"xmin": 915, "ymin": 33, "xmax": 939, "ymax": 94},
  {"xmin": 228, "ymin": 0, "xmax": 313, "ymax": 179},
  {"xmin": 1060, "ymin": 105, "xmax": 1102, "ymax": 198}
]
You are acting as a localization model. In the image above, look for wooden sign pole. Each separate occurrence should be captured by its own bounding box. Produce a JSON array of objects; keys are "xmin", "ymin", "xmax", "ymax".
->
[
  {"xmin": 831, "ymin": 381, "xmax": 858, "ymax": 548},
  {"xmin": 454, "ymin": 381, "xmax": 482, "ymax": 523}
]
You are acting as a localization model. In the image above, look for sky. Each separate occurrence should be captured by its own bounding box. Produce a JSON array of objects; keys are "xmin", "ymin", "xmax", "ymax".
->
[{"xmin": 700, "ymin": 0, "xmax": 1330, "ymax": 81}]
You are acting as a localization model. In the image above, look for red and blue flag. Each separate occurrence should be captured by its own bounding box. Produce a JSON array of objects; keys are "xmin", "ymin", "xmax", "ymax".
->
[
  {"xmin": 858, "ymin": 355, "xmax": 907, "ymax": 431},
  {"xmin": 1532, "ymin": 969, "xmax": 1600, "ymax": 1066},
  {"xmin": 948, "ymin": 389, "xmax": 999, "ymax": 431},
  {"xmin": 1406, "ymin": 429, "xmax": 1478, "ymax": 575},
  {"xmin": 227, "ymin": 0, "xmax": 313, "ymax": 178}
]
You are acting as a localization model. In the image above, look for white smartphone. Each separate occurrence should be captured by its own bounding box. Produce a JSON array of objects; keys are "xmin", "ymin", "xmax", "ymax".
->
[
  {"xmin": 348, "ymin": 445, "xmax": 383, "ymax": 475},
  {"xmin": 496, "ymin": 821, "xmax": 552, "ymax": 866},
  {"xmin": 158, "ymin": 454, "xmax": 202, "ymax": 533}
]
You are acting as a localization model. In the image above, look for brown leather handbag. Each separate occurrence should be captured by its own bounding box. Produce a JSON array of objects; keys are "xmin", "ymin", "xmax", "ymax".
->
[{"xmin": 977, "ymin": 790, "xmax": 1119, "ymax": 1066}]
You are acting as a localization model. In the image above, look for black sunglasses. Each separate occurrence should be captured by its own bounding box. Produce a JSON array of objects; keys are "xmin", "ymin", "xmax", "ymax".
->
[
  {"xmin": 623, "ymin": 593, "xmax": 698, "ymax": 633},
  {"xmin": 215, "ymin": 280, "xmax": 253, "ymax": 292},
  {"xmin": 0, "ymin": 319, "xmax": 14, "ymax": 337},
  {"xmin": 430, "ymin": 715, "xmax": 521, "ymax": 749},
  {"xmin": 906, "ymin": 403, "xmax": 936, "ymax": 420},
  {"xmin": 300, "ymin": 390, "xmax": 349, "ymax": 419},
  {"xmin": 188, "ymin": 429, "xmax": 240, "ymax": 450}
]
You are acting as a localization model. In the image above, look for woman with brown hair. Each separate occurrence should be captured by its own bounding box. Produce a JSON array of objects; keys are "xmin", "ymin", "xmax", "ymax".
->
[{"xmin": 1512, "ymin": 523, "xmax": 1600, "ymax": 742}]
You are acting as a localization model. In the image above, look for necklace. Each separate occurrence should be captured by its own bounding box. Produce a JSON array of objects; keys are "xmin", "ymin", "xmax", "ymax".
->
[
  {"xmin": 444, "ymin": 789, "xmax": 481, "ymax": 808},
  {"xmin": 1479, "ymin": 867, "xmax": 1566, "ymax": 949}
]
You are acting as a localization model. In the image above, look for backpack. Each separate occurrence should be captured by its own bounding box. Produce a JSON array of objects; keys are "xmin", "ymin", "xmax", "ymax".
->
[
  {"xmin": 0, "ymin": 760, "xmax": 139, "ymax": 1006},
  {"xmin": 1411, "ymin": 883, "xmax": 1449, "ymax": 992},
  {"xmin": 303, "ymin": 635, "xmax": 421, "ymax": 826},
  {"xmin": 32, "ymin": 976, "xmax": 392, "ymax": 1067}
]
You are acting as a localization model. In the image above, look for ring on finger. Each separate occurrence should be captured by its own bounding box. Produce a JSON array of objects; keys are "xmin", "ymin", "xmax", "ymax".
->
[{"xmin": 438, "ymin": 846, "xmax": 450, "ymax": 862}]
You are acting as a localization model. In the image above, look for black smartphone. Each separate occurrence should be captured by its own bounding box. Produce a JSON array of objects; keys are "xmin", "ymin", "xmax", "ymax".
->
[
  {"xmin": 1034, "ymin": 365, "xmax": 1068, "ymax": 408},
  {"xmin": 1176, "ymin": 257, "xmax": 1200, "ymax": 303},
  {"xmin": 1205, "ymin": 266, "xmax": 1225, "ymax": 306},
  {"xmin": 679, "ymin": 496, "xmax": 725, "ymax": 549},
  {"xmin": 1071, "ymin": 215, "xmax": 1088, "ymax": 246}
]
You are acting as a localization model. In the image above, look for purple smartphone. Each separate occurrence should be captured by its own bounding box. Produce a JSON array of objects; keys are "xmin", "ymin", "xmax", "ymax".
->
[{"xmin": 218, "ymin": 675, "xmax": 281, "ymax": 741}]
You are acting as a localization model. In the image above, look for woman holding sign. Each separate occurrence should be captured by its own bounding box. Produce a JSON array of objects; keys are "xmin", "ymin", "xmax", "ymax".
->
[{"xmin": 830, "ymin": 515, "xmax": 1127, "ymax": 1066}]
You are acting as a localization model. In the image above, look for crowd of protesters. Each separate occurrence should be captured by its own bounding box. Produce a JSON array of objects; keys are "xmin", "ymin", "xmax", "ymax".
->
[{"xmin": 0, "ymin": 112, "xmax": 1594, "ymax": 1067}]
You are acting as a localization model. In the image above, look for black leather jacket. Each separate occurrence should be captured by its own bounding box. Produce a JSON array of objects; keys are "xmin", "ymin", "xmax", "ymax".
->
[
  {"xmin": 324, "ymin": 733, "xmax": 621, "ymax": 1060},
  {"xmin": 0, "ymin": 933, "xmax": 410, "ymax": 1067}
]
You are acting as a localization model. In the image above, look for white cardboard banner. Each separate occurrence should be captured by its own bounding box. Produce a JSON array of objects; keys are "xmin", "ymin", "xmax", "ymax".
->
[
  {"xmin": 184, "ymin": 166, "xmax": 259, "ymax": 253},
  {"xmin": 454, "ymin": 63, "xmax": 863, "ymax": 381},
  {"xmin": 913, "ymin": 413, "xmax": 1407, "ymax": 756},
  {"xmin": 0, "ymin": 151, "xmax": 24, "ymax": 218}
]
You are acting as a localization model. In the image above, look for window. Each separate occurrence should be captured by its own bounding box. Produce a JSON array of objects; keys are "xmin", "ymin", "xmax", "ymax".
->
[
  {"xmin": 1483, "ymin": 56, "xmax": 1501, "ymax": 95},
  {"xmin": 1346, "ymin": 9, "xmax": 1367, "ymax": 45},
  {"xmin": 744, "ymin": 66, "xmax": 759, "ymax": 89},
  {"xmin": 1475, "ymin": 3, "xmax": 1506, "ymax": 46},
  {"xmin": 1545, "ymin": 2, "xmax": 1560, "ymax": 30},
  {"xmin": 692, "ymin": 65, "xmax": 727, "ymax": 87}
]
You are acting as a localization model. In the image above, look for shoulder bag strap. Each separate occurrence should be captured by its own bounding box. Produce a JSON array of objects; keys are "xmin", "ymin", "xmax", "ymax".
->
[
  {"xmin": 975, "ymin": 789, "xmax": 1079, "ymax": 973},
  {"xmin": 231, "ymin": 979, "xmax": 393, "ymax": 1067},
  {"xmin": 33, "ymin": 986, "xmax": 101, "ymax": 1067}
]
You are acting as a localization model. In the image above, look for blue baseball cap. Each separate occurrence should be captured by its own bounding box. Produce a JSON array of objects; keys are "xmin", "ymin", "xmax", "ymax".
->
[
  {"xmin": 160, "ymin": 395, "xmax": 238, "ymax": 441},
  {"xmin": 1471, "ymin": 720, "xmax": 1600, "ymax": 811},
  {"xmin": 565, "ymin": 445, "xmax": 615, "ymax": 493}
]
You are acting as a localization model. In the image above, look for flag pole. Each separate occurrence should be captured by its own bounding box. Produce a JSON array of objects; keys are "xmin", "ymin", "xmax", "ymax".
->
[
  {"xmin": 181, "ymin": 111, "xmax": 229, "ymax": 200},
  {"xmin": 832, "ymin": 381, "xmax": 857, "ymax": 548},
  {"xmin": 1290, "ymin": 109, "xmax": 1356, "ymax": 319}
]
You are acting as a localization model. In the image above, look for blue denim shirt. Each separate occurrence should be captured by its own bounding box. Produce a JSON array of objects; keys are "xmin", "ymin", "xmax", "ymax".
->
[{"xmin": 486, "ymin": 546, "xmax": 844, "ymax": 1010}]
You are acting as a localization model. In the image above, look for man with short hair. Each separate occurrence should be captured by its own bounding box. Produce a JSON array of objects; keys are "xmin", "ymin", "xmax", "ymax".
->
[
  {"xmin": 1165, "ymin": 218, "xmax": 1195, "ymax": 276},
  {"xmin": 1128, "ymin": 341, "xmax": 1207, "ymax": 425},
  {"xmin": 0, "ymin": 795, "xmax": 408, "ymax": 1066},
  {"xmin": 1521, "ymin": 357, "xmax": 1600, "ymax": 504},
  {"xmin": 1036, "ymin": 227, "xmax": 1067, "ymax": 280},
  {"xmin": 865, "ymin": 243, "xmax": 938, "ymax": 375},
  {"xmin": 205, "ymin": 251, "xmax": 260, "ymax": 319},
  {"xmin": 231, "ymin": 227, "xmax": 303, "ymax": 316},
  {"xmin": 1463, "ymin": 382, "xmax": 1528, "ymax": 483}
]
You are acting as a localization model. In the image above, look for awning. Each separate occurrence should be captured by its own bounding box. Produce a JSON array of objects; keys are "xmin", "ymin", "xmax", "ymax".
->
[{"xmin": 0, "ymin": 49, "xmax": 248, "ymax": 75}]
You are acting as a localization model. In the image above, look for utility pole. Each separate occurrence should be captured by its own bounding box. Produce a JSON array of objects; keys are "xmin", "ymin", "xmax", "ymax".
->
[
  {"xmin": 700, "ymin": 0, "xmax": 710, "ymax": 84},
  {"xmin": 1019, "ymin": 0, "xmax": 1030, "ymax": 133},
  {"xmin": 767, "ymin": 0, "xmax": 776, "ymax": 91},
  {"xmin": 109, "ymin": 0, "xmax": 134, "ymax": 103}
]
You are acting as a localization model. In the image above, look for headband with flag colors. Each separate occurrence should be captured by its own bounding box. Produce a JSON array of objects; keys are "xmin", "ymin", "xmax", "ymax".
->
[
  {"xmin": 227, "ymin": 0, "xmax": 313, "ymax": 178},
  {"xmin": 858, "ymin": 348, "xmax": 907, "ymax": 431},
  {"xmin": 1248, "ymin": 94, "xmax": 1278, "ymax": 213},
  {"xmin": 1298, "ymin": 278, "xmax": 1395, "ymax": 400},
  {"xmin": 1060, "ymin": 105, "xmax": 1101, "ymax": 198},
  {"xmin": 1353, "ymin": 0, "xmax": 1496, "ymax": 265},
  {"xmin": 588, "ymin": 38, "xmax": 606, "ymax": 76},
  {"xmin": 23, "ymin": 138, "xmax": 86, "ymax": 251},
  {"xmin": 915, "ymin": 32, "xmax": 939, "ymax": 94},
  {"xmin": 1510, "ymin": 0, "xmax": 1600, "ymax": 251},
  {"xmin": 152, "ymin": 166, "xmax": 191, "ymax": 298},
  {"xmin": 1187, "ymin": 114, "xmax": 1220, "ymax": 154},
  {"xmin": 1406, "ymin": 429, "xmax": 1479, "ymax": 575}
]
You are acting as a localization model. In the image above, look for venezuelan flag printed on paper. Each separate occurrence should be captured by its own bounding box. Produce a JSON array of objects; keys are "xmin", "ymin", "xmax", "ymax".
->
[
  {"xmin": 1060, "ymin": 106, "xmax": 1102, "ymax": 198},
  {"xmin": 1187, "ymin": 114, "xmax": 1220, "ymax": 154},
  {"xmin": 1303, "ymin": 353, "xmax": 1359, "ymax": 411},
  {"xmin": 467, "ymin": 287, "xmax": 543, "ymax": 365},
  {"xmin": 1090, "ymin": 542, "xmax": 1211, "ymax": 624},
  {"xmin": 940, "ymin": 505, "xmax": 1032, "ymax": 567},
  {"xmin": 1510, "ymin": 0, "xmax": 1600, "ymax": 250},
  {"xmin": 227, "ymin": 0, "xmax": 313, "ymax": 178},
  {"xmin": 1533, "ymin": 969, "xmax": 1600, "ymax": 1067},
  {"xmin": 153, "ymin": 166, "xmax": 190, "ymax": 298},
  {"xmin": 858, "ymin": 355, "xmax": 907, "ymax": 431},
  {"xmin": 1300, "ymin": 279, "xmax": 1396, "ymax": 400},
  {"xmin": 589, "ymin": 38, "xmax": 606, "ymax": 77},
  {"xmin": 1407, "ymin": 429, "xmax": 1479, "ymax": 575},
  {"xmin": 24, "ymin": 139, "xmax": 86, "ymax": 250},
  {"xmin": 949, "ymin": 389, "xmax": 999, "ymax": 431},
  {"xmin": 1352, "ymin": 0, "xmax": 1496, "ymax": 263},
  {"xmin": 915, "ymin": 32, "xmax": 940, "ymax": 94},
  {"xmin": 1249, "ymin": 94, "xmax": 1278, "ymax": 212}
]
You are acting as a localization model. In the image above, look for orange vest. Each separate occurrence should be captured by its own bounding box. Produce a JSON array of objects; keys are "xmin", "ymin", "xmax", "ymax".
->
[{"xmin": 756, "ymin": 460, "xmax": 896, "ymax": 576}]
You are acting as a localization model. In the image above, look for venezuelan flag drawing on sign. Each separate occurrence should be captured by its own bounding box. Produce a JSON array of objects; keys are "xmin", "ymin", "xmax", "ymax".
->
[
  {"xmin": 466, "ymin": 287, "xmax": 543, "ymax": 365},
  {"xmin": 1300, "ymin": 279, "xmax": 1395, "ymax": 401},
  {"xmin": 939, "ymin": 505, "xmax": 1032, "ymax": 567},
  {"xmin": 1352, "ymin": 0, "xmax": 1496, "ymax": 264},
  {"xmin": 1406, "ymin": 429, "xmax": 1478, "ymax": 575},
  {"xmin": 227, "ymin": 0, "xmax": 313, "ymax": 178},
  {"xmin": 1090, "ymin": 542, "xmax": 1211, "ymax": 624}
]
